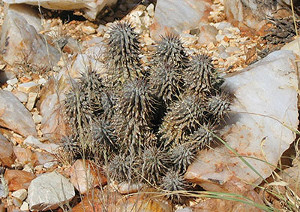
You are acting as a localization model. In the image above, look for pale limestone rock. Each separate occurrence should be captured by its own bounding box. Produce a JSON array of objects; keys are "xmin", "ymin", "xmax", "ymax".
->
[
  {"xmin": 118, "ymin": 182, "xmax": 144, "ymax": 194},
  {"xmin": 3, "ymin": 0, "xmax": 118, "ymax": 20},
  {"xmin": 24, "ymin": 136, "xmax": 59, "ymax": 154},
  {"xmin": 12, "ymin": 91, "xmax": 28, "ymax": 103},
  {"xmin": 0, "ymin": 90, "xmax": 37, "ymax": 137},
  {"xmin": 28, "ymin": 172, "xmax": 75, "ymax": 211},
  {"xmin": 185, "ymin": 50, "xmax": 299, "ymax": 192},
  {"xmin": 39, "ymin": 75, "xmax": 71, "ymax": 142},
  {"xmin": 18, "ymin": 82, "xmax": 39, "ymax": 93},
  {"xmin": 26, "ymin": 92, "xmax": 38, "ymax": 111},
  {"xmin": 0, "ymin": 4, "xmax": 60, "ymax": 71},
  {"xmin": 150, "ymin": 0, "xmax": 212, "ymax": 40},
  {"xmin": 282, "ymin": 37, "xmax": 300, "ymax": 56},
  {"xmin": 12, "ymin": 189, "xmax": 27, "ymax": 201},
  {"xmin": 20, "ymin": 202, "xmax": 29, "ymax": 211},
  {"xmin": 69, "ymin": 159, "xmax": 107, "ymax": 194}
]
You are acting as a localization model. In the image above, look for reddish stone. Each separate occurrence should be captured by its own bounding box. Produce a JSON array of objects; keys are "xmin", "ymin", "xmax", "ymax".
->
[
  {"xmin": 13, "ymin": 146, "xmax": 35, "ymax": 165},
  {"xmin": 0, "ymin": 134, "xmax": 15, "ymax": 167},
  {"xmin": 4, "ymin": 170, "xmax": 35, "ymax": 191},
  {"xmin": 72, "ymin": 189, "xmax": 121, "ymax": 212},
  {"xmin": 69, "ymin": 159, "xmax": 107, "ymax": 194}
]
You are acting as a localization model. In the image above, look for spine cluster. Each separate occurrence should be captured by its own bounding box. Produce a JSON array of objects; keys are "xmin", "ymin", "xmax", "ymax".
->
[{"xmin": 64, "ymin": 21, "xmax": 232, "ymax": 203}]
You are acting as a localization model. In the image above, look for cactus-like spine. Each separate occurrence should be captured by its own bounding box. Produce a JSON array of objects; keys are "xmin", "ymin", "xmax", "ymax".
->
[
  {"xmin": 159, "ymin": 94, "xmax": 205, "ymax": 147},
  {"xmin": 185, "ymin": 54, "xmax": 218, "ymax": 94},
  {"xmin": 141, "ymin": 145, "xmax": 170, "ymax": 185},
  {"xmin": 206, "ymin": 92, "xmax": 231, "ymax": 124},
  {"xmin": 161, "ymin": 170, "xmax": 190, "ymax": 204},
  {"xmin": 153, "ymin": 34, "xmax": 189, "ymax": 69},
  {"xmin": 105, "ymin": 21, "xmax": 143, "ymax": 85},
  {"xmin": 114, "ymin": 78, "xmax": 156, "ymax": 153},
  {"xmin": 170, "ymin": 144, "xmax": 197, "ymax": 174}
]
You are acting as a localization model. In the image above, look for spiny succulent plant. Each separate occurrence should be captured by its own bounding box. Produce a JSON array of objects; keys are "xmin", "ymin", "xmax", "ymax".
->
[
  {"xmin": 64, "ymin": 70, "xmax": 105, "ymax": 132},
  {"xmin": 108, "ymin": 152, "xmax": 139, "ymax": 182},
  {"xmin": 150, "ymin": 64, "xmax": 184, "ymax": 106},
  {"xmin": 114, "ymin": 78, "xmax": 156, "ymax": 152},
  {"xmin": 170, "ymin": 143, "xmax": 197, "ymax": 174},
  {"xmin": 92, "ymin": 120, "xmax": 118, "ymax": 158},
  {"xmin": 206, "ymin": 92, "xmax": 231, "ymax": 124},
  {"xmin": 105, "ymin": 21, "xmax": 143, "ymax": 84},
  {"xmin": 141, "ymin": 145, "xmax": 170, "ymax": 185},
  {"xmin": 189, "ymin": 124, "xmax": 217, "ymax": 150},
  {"xmin": 159, "ymin": 94, "xmax": 206, "ymax": 147},
  {"xmin": 185, "ymin": 54, "xmax": 219, "ymax": 94},
  {"xmin": 160, "ymin": 170, "xmax": 191, "ymax": 204},
  {"xmin": 152, "ymin": 34, "xmax": 189, "ymax": 69}
]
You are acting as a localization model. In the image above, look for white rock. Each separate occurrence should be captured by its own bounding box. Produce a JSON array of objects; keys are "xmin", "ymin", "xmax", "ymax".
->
[
  {"xmin": 3, "ymin": 0, "xmax": 118, "ymax": 20},
  {"xmin": 13, "ymin": 91, "xmax": 28, "ymax": 103},
  {"xmin": 146, "ymin": 4, "xmax": 155, "ymax": 17},
  {"xmin": 150, "ymin": 0, "xmax": 212, "ymax": 40},
  {"xmin": 38, "ymin": 78, "xmax": 47, "ymax": 85},
  {"xmin": 26, "ymin": 92, "xmax": 38, "ymax": 111},
  {"xmin": 32, "ymin": 113, "xmax": 42, "ymax": 124},
  {"xmin": 3, "ymin": 85, "xmax": 13, "ymax": 92},
  {"xmin": 282, "ymin": 37, "xmax": 300, "ymax": 57},
  {"xmin": 28, "ymin": 172, "xmax": 75, "ymax": 211},
  {"xmin": 0, "ymin": 90, "xmax": 37, "ymax": 137},
  {"xmin": 185, "ymin": 50, "xmax": 299, "ymax": 192},
  {"xmin": 12, "ymin": 189, "xmax": 27, "ymax": 201},
  {"xmin": 81, "ymin": 25, "xmax": 96, "ymax": 35},
  {"xmin": 0, "ymin": 4, "xmax": 60, "ymax": 71},
  {"xmin": 18, "ymin": 82, "xmax": 39, "ymax": 93},
  {"xmin": 118, "ymin": 182, "xmax": 144, "ymax": 194},
  {"xmin": 24, "ymin": 136, "xmax": 59, "ymax": 154},
  {"xmin": 20, "ymin": 201, "xmax": 29, "ymax": 211},
  {"xmin": 7, "ymin": 78, "xmax": 18, "ymax": 86},
  {"xmin": 39, "ymin": 75, "xmax": 70, "ymax": 142}
]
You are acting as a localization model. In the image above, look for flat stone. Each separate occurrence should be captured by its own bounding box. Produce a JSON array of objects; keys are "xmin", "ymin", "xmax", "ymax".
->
[
  {"xmin": 12, "ymin": 189, "xmax": 27, "ymax": 201},
  {"xmin": 7, "ymin": 78, "xmax": 18, "ymax": 86},
  {"xmin": 28, "ymin": 172, "xmax": 75, "ymax": 211},
  {"xmin": 12, "ymin": 91, "xmax": 28, "ymax": 103},
  {"xmin": 185, "ymin": 50, "xmax": 299, "ymax": 192},
  {"xmin": 4, "ymin": 170, "xmax": 35, "ymax": 191},
  {"xmin": 0, "ymin": 134, "xmax": 15, "ymax": 167},
  {"xmin": 0, "ymin": 4, "xmax": 60, "ymax": 71},
  {"xmin": 39, "ymin": 75, "xmax": 71, "ymax": 142},
  {"xmin": 150, "ymin": 0, "xmax": 212, "ymax": 40},
  {"xmin": 69, "ymin": 159, "xmax": 107, "ymax": 194},
  {"xmin": 13, "ymin": 146, "xmax": 35, "ymax": 165},
  {"xmin": 18, "ymin": 82, "xmax": 39, "ymax": 93},
  {"xmin": 282, "ymin": 37, "xmax": 300, "ymax": 57},
  {"xmin": 24, "ymin": 136, "xmax": 59, "ymax": 154},
  {"xmin": 33, "ymin": 151, "xmax": 56, "ymax": 166},
  {"xmin": 26, "ymin": 92, "xmax": 38, "ymax": 111},
  {"xmin": 3, "ymin": 0, "xmax": 118, "ymax": 20},
  {"xmin": 20, "ymin": 202, "xmax": 29, "ymax": 211},
  {"xmin": 118, "ymin": 182, "xmax": 144, "ymax": 195},
  {"xmin": 0, "ymin": 90, "xmax": 37, "ymax": 137}
]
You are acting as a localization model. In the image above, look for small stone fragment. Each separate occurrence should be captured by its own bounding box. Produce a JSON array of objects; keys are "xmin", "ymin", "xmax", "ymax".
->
[
  {"xmin": 12, "ymin": 189, "xmax": 28, "ymax": 201},
  {"xmin": 4, "ymin": 170, "xmax": 35, "ymax": 191},
  {"xmin": 24, "ymin": 136, "xmax": 59, "ymax": 154},
  {"xmin": 81, "ymin": 25, "xmax": 96, "ymax": 34},
  {"xmin": 18, "ymin": 82, "xmax": 39, "ymax": 93},
  {"xmin": 69, "ymin": 159, "xmax": 107, "ymax": 194},
  {"xmin": 13, "ymin": 146, "xmax": 34, "ymax": 165},
  {"xmin": 12, "ymin": 91, "xmax": 28, "ymax": 103},
  {"xmin": 118, "ymin": 182, "xmax": 144, "ymax": 194},
  {"xmin": 0, "ymin": 91, "xmax": 36, "ymax": 137},
  {"xmin": 0, "ymin": 134, "xmax": 15, "ymax": 167},
  {"xmin": 26, "ymin": 92, "xmax": 38, "ymax": 111},
  {"xmin": 20, "ymin": 202, "xmax": 29, "ymax": 211},
  {"xmin": 7, "ymin": 78, "xmax": 18, "ymax": 86},
  {"xmin": 28, "ymin": 172, "xmax": 75, "ymax": 211}
]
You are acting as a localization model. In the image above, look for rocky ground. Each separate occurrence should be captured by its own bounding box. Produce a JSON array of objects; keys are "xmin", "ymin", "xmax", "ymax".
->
[{"xmin": 0, "ymin": 0, "xmax": 299, "ymax": 211}]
